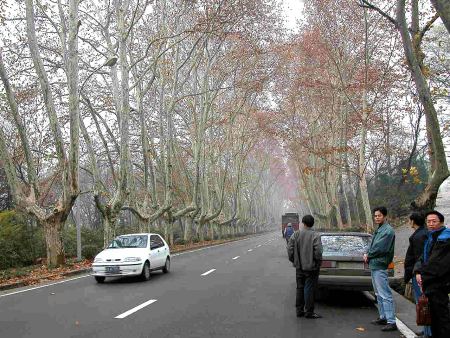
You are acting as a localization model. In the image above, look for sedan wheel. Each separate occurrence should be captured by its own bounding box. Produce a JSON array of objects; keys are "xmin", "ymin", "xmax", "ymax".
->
[
  {"xmin": 95, "ymin": 276, "xmax": 105, "ymax": 283},
  {"xmin": 141, "ymin": 261, "xmax": 151, "ymax": 281},
  {"xmin": 162, "ymin": 257, "xmax": 170, "ymax": 273}
]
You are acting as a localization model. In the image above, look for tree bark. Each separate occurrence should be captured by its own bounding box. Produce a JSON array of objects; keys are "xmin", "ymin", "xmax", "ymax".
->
[
  {"xmin": 430, "ymin": 0, "xmax": 450, "ymax": 35},
  {"xmin": 397, "ymin": 0, "xmax": 450, "ymax": 210}
]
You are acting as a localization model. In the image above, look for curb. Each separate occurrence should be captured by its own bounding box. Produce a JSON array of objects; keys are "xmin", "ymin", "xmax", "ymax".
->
[
  {"xmin": 169, "ymin": 233, "xmax": 265, "ymax": 254},
  {"xmin": 0, "ymin": 268, "xmax": 92, "ymax": 292}
]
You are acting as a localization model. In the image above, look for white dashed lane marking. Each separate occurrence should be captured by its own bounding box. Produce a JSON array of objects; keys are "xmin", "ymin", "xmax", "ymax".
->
[
  {"xmin": 248, "ymin": 249, "xmax": 253, "ymax": 252},
  {"xmin": 232, "ymin": 256, "xmax": 240, "ymax": 260},
  {"xmin": 201, "ymin": 269, "xmax": 216, "ymax": 276},
  {"xmin": 115, "ymin": 299, "xmax": 157, "ymax": 319}
]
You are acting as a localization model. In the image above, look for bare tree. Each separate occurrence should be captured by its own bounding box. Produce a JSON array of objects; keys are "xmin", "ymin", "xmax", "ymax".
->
[{"xmin": 0, "ymin": 0, "xmax": 80, "ymax": 266}]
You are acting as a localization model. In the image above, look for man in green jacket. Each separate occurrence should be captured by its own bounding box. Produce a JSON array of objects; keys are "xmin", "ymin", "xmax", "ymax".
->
[{"xmin": 363, "ymin": 206, "xmax": 397, "ymax": 332}]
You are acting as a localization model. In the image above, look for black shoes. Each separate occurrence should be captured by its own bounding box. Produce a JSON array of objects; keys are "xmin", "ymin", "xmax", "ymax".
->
[
  {"xmin": 381, "ymin": 323, "xmax": 398, "ymax": 332},
  {"xmin": 371, "ymin": 318, "xmax": 387, "ymax": 325},
  {"xmin": 297, "ymin": 311, "xmax": 322, "ymax": 319},
  {"xmin": 305, "ymin": 313, "xmax": 322, "ymax": 319}
]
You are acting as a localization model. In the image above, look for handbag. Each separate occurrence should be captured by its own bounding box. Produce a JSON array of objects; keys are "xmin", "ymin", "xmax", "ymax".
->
[{"xmin": 416, "ymin": 294, "xmax": 432, "ymax": 326}]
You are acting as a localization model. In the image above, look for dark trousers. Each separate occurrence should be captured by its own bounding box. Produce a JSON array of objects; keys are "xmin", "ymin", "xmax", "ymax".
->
[
  {"xmin": 428, "ymin": 289, "xmax": 450, "ymax": 338},
  {"xmin": 296, "ymin": 269, "xmax": 319, "ymax": 315}
]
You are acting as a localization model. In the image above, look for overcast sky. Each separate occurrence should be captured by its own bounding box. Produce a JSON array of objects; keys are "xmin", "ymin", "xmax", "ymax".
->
[{"xmin": 282, "ymin": 0, "xmax": 304, "ymax": 31}]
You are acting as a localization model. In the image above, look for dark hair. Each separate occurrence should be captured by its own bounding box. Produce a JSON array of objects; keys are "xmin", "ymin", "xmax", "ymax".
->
[
  {"xmin": 373, "ymin": 206, "xmax": 387, "ymax": 216},
  {"xmin": 302, "ymin": 215, "xmax": 315, "ymax": 227},
  {"xmin": 409, "ymin": 212, "xmax": 425, "ymax": 227},
  {"xmin": 425, "ymin": 210, "xmax": 445, "ymax": 223}
]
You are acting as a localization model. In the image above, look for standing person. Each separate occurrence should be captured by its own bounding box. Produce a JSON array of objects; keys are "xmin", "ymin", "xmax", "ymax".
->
[
  {"xmin": 364, "ymin": 206, "xmax": 397, "ymax": 332},
  {"xmin": 284, "ymin": 223, "xmax": 294, "ymax": 244},
  {"xmin": 415, "ymin": 210, "xmax": 450, "ymax": 338},
  {"xmin": 404, "ymin": 212, "xmax": 431, "ymax": 338},
  {"xmin": 287, "ymin": 215, "xmax": 323, "ymax": 319}
]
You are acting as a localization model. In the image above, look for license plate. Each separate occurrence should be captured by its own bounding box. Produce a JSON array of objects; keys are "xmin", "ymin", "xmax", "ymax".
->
[
  {"xmin": 105, "ymin": 266, "xmax": 120, "ymax": 273},
  {"xmin": 337, "ymin": 262, "xmax": 364, "ymax": 269}
]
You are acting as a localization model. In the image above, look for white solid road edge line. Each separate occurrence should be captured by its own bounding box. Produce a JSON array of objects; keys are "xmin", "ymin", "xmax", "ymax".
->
[
  {"xmin": 362, "ymin": 291, "xmax": 416, "ymax": 338},
  {"xmin": 171, "ymin": 237, "xmax": 254, "ymax": 257},
  {"xmin": 0, "ymin": 274, "xmax": 91, "ymax": 298},
  {"xmin": 232, "ymin": 256, "xmax": 240, "ymax": 260},
  {"xmin": 201, "ymin": 269, "xmax": 216, "ymax": 276},
  {"xmin": 395, "ymin": 318, "xmax": 416, "ymax": 338},
  {"xmin": 115, "ymin": 299, "xmax": 157, "ymax": 319}
]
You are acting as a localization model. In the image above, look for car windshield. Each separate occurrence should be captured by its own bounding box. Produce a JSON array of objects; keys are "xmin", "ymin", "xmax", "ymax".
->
[
  {"xmin": 321, "ymin": 235, "xmax": 370, "ymax": 256},
  {"xmin": 108, "ymin": 235, "xmax": 148, "ymax": 249}
]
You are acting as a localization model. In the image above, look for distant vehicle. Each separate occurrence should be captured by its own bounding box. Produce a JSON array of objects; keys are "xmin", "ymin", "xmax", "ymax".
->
[
  {"xmin": 91, "ymin": 233, "xmax": 171, "ymax": 283},
  {"xmin": 281, "ymin": 213, "xmax": 299, "ymax": 237},
  {"xmin": 318, "ymin": 232, "xmax": 397, "ymax": 291}
]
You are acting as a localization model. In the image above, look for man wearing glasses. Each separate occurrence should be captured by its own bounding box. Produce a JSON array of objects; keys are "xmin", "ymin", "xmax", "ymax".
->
[{"xmin": 415, "ymin": 210, "xmax": 450, "ymax": 338}]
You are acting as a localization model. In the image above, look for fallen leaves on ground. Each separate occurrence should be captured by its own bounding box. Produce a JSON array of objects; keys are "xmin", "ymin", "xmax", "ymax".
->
[{"xmin": 0, "ymin": 259, "xmax": 92, "ymax": 287}]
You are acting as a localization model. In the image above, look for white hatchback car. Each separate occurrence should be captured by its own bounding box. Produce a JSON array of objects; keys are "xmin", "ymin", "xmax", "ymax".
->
[{"xmin": 92, "ymin": 233, "xmax": 171, "ymax": 283}]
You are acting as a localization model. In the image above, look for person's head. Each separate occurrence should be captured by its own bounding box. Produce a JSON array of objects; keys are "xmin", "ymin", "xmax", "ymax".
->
[
  {"xmin": 287, "ymin": 223, "xmax": 292, "ymax": 227},
  {"xmin": 373, "ymin": 206, "xmax": 387, "ymax": 225},
  {"xmin": 302, "ymin": 215, "xmax": 314, "ymax": 228},
  {"xmin": 409, "ymin": 212, "xmax": 425, "ymax": 229},
  {"xmin": 425, "ymin": 210, "xmax": 445, "ymax": 232}
]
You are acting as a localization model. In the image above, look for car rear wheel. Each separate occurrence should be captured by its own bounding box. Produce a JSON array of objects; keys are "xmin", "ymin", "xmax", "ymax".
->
[
  {"xmin": 141, "ymin": 261, "xmax": 151, "ymax": 281},
  {"xmin": 95, "ymin": 276, "xmax": 105, "ymax": 283},
  {"xmin": 162, "ymin": 257, "xmax": 170, "ymax": 273}
]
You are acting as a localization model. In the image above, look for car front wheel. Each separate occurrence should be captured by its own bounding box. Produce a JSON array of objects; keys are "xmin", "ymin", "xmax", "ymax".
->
[
  {"xmin": 141, "ymin": 261, "xmax": 151, "ymax": 281},
  {"xmin": 162, "ymin": 257, "xmax": 170, "ymax": 273},
  {"xmin": 95, "ymin": 276, "xmax": 105, "ymax": 283}
]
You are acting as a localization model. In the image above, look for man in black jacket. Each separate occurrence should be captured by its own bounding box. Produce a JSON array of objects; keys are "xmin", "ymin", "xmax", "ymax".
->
[
  {"xmin": 404, "ymin": 212, "xmax": 430, "ymax": 337},
  {"xmin": 414, "ymin": 210, "xmax": 450, "ymax": 338},
  {"xmin": 404, "ymin": 212, "xmax": 428, "ymax": 284}
]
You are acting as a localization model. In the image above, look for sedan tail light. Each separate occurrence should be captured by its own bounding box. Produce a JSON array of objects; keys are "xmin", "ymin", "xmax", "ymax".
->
[{"xmin": 321, "ymin": 260, "xmax": 336, "ymax": 268}]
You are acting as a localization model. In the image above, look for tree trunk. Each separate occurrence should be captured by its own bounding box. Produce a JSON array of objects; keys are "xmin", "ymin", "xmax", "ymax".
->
[
  {"xmin": 397, "ymin": 0, "xmax": 450, "ymax": 211},
  {"xmin": 431, "ymin": 0, "xmax": 450, "ymax": 35},
  {"xmin": 43, "ymin": 220, "xmax": 65, "ymax": 266}
]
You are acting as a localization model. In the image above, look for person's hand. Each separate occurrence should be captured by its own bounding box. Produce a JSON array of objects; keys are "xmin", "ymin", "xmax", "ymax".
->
[
  {"xmin": 363, "ymin": 254, "xmax": 368, "ymax": 263},
  {"xmin": 416, "ymin": 274, "xmax": 423, "ymax": 291}
]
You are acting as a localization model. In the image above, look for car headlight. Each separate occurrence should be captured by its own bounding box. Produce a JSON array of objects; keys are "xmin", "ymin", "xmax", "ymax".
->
[
  {"xmin": 124, "ymin": 257, "xmax": 142, "ymax": 262},
  {"xmin": 94, "ymin": 257, "xmax": 103, "ymax": 263}
]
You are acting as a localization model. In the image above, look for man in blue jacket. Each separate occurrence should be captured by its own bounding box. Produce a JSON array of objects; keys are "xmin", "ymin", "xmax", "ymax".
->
[
  {"xmin": 414, "ymin": 210, "xmax": 450, "ymax": 338},
  {"xmin": 364, "ymin": 206, "xmax": 397, "ymax": 332}
]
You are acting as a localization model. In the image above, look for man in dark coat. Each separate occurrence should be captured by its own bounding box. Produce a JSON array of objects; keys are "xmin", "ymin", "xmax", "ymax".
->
[
  {"xmin": 415, "ymin": 210, "xmax": 450, "ymax": 338},
  {"xmin": 287, "ymin": 215, "xmax": 322, "ymax": 319},
  {"xmin": 404, "ymin": 212, "xmax": 428, "ymax": 285},
  {"xmin": 404, "ymin": 212, "xmax": 431, "ymax": 337}
]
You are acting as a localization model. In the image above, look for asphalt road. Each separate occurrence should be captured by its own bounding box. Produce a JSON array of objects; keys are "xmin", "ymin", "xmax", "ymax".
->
[{"xmin": 0, "ymin": 232, "xmax": 405, "ymax": 338}]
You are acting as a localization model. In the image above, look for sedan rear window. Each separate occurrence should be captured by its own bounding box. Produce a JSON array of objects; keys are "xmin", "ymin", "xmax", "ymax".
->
[
  {"xmin": 321, "ymin": 235, "xmax": 370, "ymax": 256},
  {"xmin": 108, "ymin": 235, "xmax": 148, "ymax": 248}
]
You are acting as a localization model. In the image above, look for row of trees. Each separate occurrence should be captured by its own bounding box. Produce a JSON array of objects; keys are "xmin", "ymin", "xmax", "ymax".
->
[
  {"xmin": 270, "ymin": 0, "xmax": 449, "ymax": 229},
  {"xmin": 0, "ymin": 0, "xmax": 288, "ymax": 266},
  {"xmin": 0, "ymin": 0, "xmax": 448, "ymax": 267}
]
